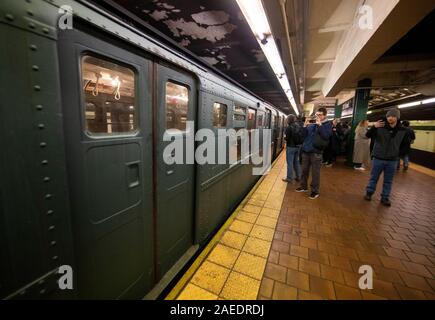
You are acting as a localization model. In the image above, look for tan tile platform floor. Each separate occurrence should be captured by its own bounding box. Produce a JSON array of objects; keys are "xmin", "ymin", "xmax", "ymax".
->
[
  {"xmin": 169, "ymin": 154, "xmax": 288, "ymax": 300},
  {"xmin": 168, "ymin": 154, "xmax": 435, "ymax": 300},
  {"xmin": 261, "ymin": 159, "xmax": 435, "ymax": 300}
]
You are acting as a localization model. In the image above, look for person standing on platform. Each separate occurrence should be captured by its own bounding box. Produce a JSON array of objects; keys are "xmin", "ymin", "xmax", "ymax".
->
[
  {"xmin": 353, "ymin": 120, "xmax": 371, "ymax": 171},
  {"xmin": 296, "ymin": 107, "xmax": 333, "ymax": 199},
  {"xmin": 282, "ymin": 115, "xmax": 303, "ymax": 183},
  {"xmin": 364, "ymin": 109, "xmax": 409, "ymax": 206},
  {"xmin": 397, "ymin": 120, "xmax": 415, "ymax": 171}
]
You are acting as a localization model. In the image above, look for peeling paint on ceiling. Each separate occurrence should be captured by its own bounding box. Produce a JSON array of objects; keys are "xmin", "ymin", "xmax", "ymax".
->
[{"xmin": 106, "ymin": 0, "xmax": 293, "ymax": 112}]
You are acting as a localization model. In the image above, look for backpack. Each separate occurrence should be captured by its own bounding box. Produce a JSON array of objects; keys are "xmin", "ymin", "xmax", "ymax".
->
[{"xmin": 291, "ymin": 123, "xmax": 304, "ymax": 146}]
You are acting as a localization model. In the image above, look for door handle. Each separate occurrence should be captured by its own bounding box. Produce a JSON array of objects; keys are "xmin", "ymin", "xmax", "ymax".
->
[{"xmin": 126, "ymin": 161, "xmax": 140, "ymax": 189}]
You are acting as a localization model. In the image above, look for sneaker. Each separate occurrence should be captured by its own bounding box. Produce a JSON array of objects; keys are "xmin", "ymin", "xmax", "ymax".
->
[
  {"xmin": 309, "ymin": 192, "xmax": 320, "ymax": 200},
  {"xmin": 381, "ymin": 198, "xmax": 391, "ymax": 207},
  {"xmin": 364, "ymin": 193, "xmax": 372, "ymax": 201},
  {"xmin": 325, "ymin": 163, "xmax": 333, "ymax": 167},
  {"xmin": 354, "ymin": 166, "xmax": 366, "ymax": 171},
  {"xmin": 295, "ymin": 187, "xmax": 308, "ymax": 193},
  {"xmin": 282, "ymin": 178, "xmax": 292, "ymax": 183}
]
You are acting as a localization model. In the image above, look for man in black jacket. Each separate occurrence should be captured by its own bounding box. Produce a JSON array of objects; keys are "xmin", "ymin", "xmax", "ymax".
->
[
  {"xmin": 282, "ymin": 115, "xmax": 302, "ymax": 183},
  {"xmin": 397, "ymin": 120, "xmax": 416, "ymax": 171},
  {"xmin": 364, "ymin": 109, "xmax": 409, "ymax": 206}
]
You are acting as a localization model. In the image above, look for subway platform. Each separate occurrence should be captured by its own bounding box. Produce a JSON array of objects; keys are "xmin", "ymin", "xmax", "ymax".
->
[{"xmin": 167, "ymin": 152, "xmax": 435, "ymax": 300}]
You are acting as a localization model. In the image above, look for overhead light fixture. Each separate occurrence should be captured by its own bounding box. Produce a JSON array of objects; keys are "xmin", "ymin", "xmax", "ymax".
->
[
  {"xmin": 367, "ymin": 111, "xmax": 372, "ymax": 114},
  {"xmin": 422, "ymin": 97, "xmax": 435, "ymax": 105},
  {"xmin": 236, "ymin": 0, "xmax": 299, "ymax": 115},
  {"xmin": 398, "ymin": 101, "xmax": 421, "ymax": 109}
]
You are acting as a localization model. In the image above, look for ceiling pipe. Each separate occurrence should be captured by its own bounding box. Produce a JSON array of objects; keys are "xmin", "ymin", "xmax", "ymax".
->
[{"xmin": 278, "ymin": 0, "xmax": 300, "ymax": 113}]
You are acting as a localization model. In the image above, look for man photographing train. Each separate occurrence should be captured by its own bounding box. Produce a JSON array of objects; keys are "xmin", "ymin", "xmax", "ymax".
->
[
  {"xmin": 296, "ymin": 107, "xmax": 332, "ymax": 199},
  {"xmin": 364, "ymin": 109, "xmax": 409, "ymax": 206}
]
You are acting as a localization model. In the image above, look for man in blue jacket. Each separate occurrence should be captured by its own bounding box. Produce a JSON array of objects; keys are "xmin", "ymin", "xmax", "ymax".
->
[{"xmin": 296, "ymin": 107, "xmax": 333, "ymax": 199}]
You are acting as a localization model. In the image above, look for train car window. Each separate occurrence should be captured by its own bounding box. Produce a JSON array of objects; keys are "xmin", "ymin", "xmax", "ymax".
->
[
  {"xmin": 213, "ymin": 102, "xmax": 227, "ymax": 128},
  {"xmin": 166, "ymin": 82, "xmax": 189, "ymax": 131},
  {"xmin": 233, "ymin": 106, "xmax": 246, "ymax": 122},
  {"xmin": 81, "ymin": 55, "xmax": 137, "ymax": 136},
  {"xmin": 247, "ymin": 108, "xmax": 256, "ymax": 130}
]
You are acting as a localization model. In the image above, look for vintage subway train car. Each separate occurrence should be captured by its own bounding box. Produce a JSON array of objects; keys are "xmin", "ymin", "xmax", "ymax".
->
[{"xmin": 0, "ymin": 0, "xmax": 287, "ymax": 299}]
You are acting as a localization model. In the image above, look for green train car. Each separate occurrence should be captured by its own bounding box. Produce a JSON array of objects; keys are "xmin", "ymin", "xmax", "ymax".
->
[{"xmin": 0, "ymin": 0, "xmax": 287, "ymax": 299}]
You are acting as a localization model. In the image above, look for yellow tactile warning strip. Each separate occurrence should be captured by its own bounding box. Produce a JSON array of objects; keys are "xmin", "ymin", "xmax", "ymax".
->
[
  {"xmin": 166, "ymin": 153, "xmax": 288, "ymax": 300},
  {"xmin": 409, "ymin": 162, "xmax": 435, "ymax": 178}
]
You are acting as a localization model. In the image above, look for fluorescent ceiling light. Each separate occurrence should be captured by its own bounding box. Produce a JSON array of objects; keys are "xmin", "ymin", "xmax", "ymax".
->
[
  {"xmin": 236, "ymin": 0, "xmax": 299, "ymax": 115},
  {"xmin": 422, "ymin": 97, "xmax": 435, "ymax": 104},
  {"xmin": 367, "ymin": 111, "xmax": 372, "ymax": 114},
  {"xmin": 398, "ymin": 101, "xmax": 421, "ymax": 109}
]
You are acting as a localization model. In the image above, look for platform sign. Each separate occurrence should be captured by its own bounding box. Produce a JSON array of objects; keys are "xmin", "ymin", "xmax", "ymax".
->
[{"xmin": 341, "ymin": 98, "xmax": 354, "ymax": 118}]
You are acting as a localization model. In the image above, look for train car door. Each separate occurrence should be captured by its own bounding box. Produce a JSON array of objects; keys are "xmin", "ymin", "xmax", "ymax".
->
[
  {"xmin": 58, "ymin": 30, "xmax": 154, "ymax": 299},
  {"xmin": 155, "ymin": 64, "xmax": 196, "ymax": 278}
]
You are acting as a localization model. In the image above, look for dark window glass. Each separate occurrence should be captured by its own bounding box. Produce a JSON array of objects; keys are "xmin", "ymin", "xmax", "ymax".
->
[
  {"xmin": 213, "ymin": 102, "xmax": 227, "ymax": 128},
  {"xmin": 166, "ymin": 82, "xmax": 189, "ymax": 131},
  {"xmin": 82, "ymin": 55, "xmax": 136, "ymax": 136}
]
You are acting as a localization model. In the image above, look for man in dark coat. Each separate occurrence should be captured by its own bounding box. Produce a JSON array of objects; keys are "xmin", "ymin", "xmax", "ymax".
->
[
  {"xmin": 364, "ymin": 109, "xmax": 409, "ymax": 206},
  {"xmin": 397, "ymin": 120, "xmax": 416, "ymax": 171}
]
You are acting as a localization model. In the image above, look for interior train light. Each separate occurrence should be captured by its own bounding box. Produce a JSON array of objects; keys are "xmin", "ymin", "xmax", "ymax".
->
[{"xmin": 236, "ymin": 0, "xmax": 299, "ymax": 115}]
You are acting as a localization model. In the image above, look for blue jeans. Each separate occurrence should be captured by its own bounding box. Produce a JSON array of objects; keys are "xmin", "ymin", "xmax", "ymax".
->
[
  {"xmin": 398, "ymin": 155, "xmax": 410, "ymax": 168},
  {"xmin": 366, "ymin": 158, "xmax": 398, "ymax": 200},
  {"xmin": 286, "ymin": 147, "xmax": 302, "ymax": 181}
]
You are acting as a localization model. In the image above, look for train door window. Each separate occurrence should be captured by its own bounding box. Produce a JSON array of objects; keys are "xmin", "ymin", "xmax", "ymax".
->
[
  {"xmin": 257, "ymin": 111, "xmax": 264, "ymax": 128},
  {"xmin": 233, "ymin": 106, "xmax": 247, "ymax": 162},
  {"xmin": 265, "ymin": 110, "xmax": 271, "ymax": 129},
  {"xmin": 166, "ymin": 81, "xmax": 189, "ymax": 131},
  {"xmin": 213, "ymin": 102, "xmax": 227, "ymax": 128},
  {"xmin": 81, "ymin": 55, "xmax": 137, "ymax": 136},
  {"xmin": 247, "ymin": 108, "xmax": 256, "ymax": 130}
]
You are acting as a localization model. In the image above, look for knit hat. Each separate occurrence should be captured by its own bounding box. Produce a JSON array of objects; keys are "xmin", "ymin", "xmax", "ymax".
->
[{"xmin": 386, "ymin": 109, "xmax": 400, "ymax": 119}]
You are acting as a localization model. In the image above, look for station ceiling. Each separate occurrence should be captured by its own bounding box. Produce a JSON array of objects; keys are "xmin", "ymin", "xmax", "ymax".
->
[{"xmin": 93, "ymin": 0, "xmax": 295, "ymax": 114}]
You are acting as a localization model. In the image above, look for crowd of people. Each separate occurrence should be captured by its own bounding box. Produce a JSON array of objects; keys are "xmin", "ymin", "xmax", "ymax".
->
[{"xmin": 282, "ymin": 107, "xmax": 416, "ymax": 206}]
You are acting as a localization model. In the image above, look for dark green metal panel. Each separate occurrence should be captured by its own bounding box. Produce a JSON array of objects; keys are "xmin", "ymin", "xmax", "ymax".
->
[
  {"xmin": 0, "ymin": 22, "xmax": 74, "ymax": 298},
  {"xmin": 58, "ymin": 29, "xmax": 154, "ymax": 299},
  {"xmin": 155, "ymin": 64, "xmax": 196, "ymax": 279}
]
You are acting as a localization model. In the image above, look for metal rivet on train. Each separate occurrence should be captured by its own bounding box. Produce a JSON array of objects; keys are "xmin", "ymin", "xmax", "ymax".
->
[
  {"xmin": 38, "ymin": 124, "xmax": 45, "ymax": 129},
  {"xmin": 43, "ymin": 28, "xmax": 49, "ymax": 34},
  {"xmin": 39, "ymin": 289, "xmax": 46, "ymax": 295},
  {"xmin": 38, "ymin": 279, "xmax": 45, "ymax": 285},
  {"xmin": 36, "ymin": 104, "xmax": 43, "ymax": 110},
  {"xmin": 50, "ymin": 241, "xmax": 57, "ymax": 246},
  {"xmin": 45, "ymin": 194, "xmax": 52, "ymax": 200},
  {"xmin": 32, "ymin": 65, "xmax": 39, "ymax": 71},
  {"xmin": 52, "ymin": 256, "xmax": 58, "ymax": 260},
  {"xmin": 27, "ymin": 10, "xmax": 34, "ymax": 16},
  {"xmin": 43, "ymin": 177, "xmax": 50, "ymax": 182},
  {"xmin": 48, "ymin": 225, "xmax": 55, "ymax": 231},
  {"xmin": 34, "ymin": 85, "xmax": 41, "ymax": 91},
  {"xmin": 40, "ymin": 142, "xmax": 47, "ymax": 148},
  {"xmin": 46, "ymin": 209, "xmax": 54, "ymax": 215},
  {"xmin": 28, "ymin": 22, "xmax": 36, "ymax": 29},
  {"xmin": 41, "ymin": 160, "xmax": 48, "ymax": 165},
  {"xmin": 30, "ymin": 44, "xmax": 37, "ymax": 51},
  {"xmin": 5, "ymin": 14, "xmax": 14, "ymax": 22}
]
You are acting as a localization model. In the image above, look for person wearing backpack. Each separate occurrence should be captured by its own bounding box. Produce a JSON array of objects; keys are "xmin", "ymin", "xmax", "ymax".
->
[
  {"xmin": 296, "ymin": 107, "xmax": 333, "ymax": 199},
  {"xmin": 282, "ymin": 115, "xmax": 303, "ymax": 183}
]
